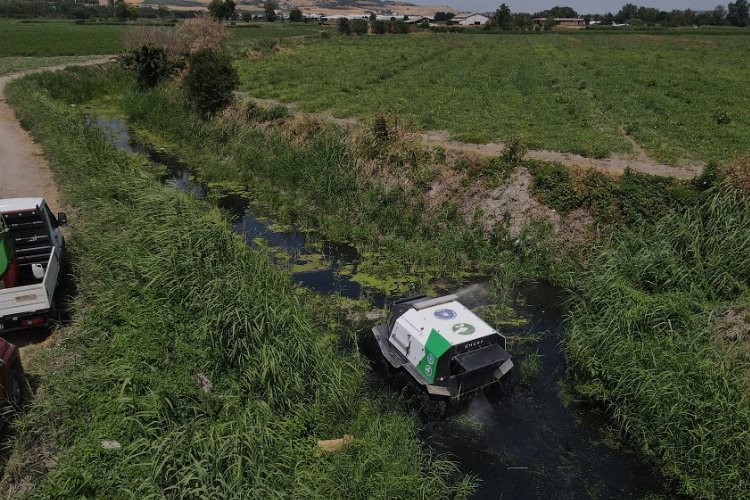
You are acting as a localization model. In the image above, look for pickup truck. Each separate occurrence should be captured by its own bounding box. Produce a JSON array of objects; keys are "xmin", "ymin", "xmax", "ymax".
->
[{"xmin": 0, "ymin": 198, "xmax": 67, "ymax": 333}]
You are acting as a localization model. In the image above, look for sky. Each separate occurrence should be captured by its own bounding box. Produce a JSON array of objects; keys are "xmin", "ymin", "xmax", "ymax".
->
[{"xmin": 405, "ymin": 0, "xmax": 726, "ymax": 14}]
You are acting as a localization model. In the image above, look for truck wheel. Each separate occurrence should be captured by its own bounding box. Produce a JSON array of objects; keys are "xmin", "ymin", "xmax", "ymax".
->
[{"xmin": 7, "ymin": 367, "xmax": 24, "ymax": 408}]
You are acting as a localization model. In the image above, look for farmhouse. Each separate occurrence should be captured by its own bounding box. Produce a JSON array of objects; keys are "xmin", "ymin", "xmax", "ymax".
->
[
  {"xmin": 452, "ymin": 13, "xmax": 490, "ymax": 26},
  {"xmin": 533, "ymin": 17, "xmax": 585, "ymax": 27}
]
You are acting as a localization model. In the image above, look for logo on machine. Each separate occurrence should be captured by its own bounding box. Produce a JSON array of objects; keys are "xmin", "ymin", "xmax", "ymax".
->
[
  {"xmin": 452, "ymin": 323, "xmax": 476, "ymax": 336},
  {"xmin": 427, "ymin": 353, "xmax": 435, "ymax": 365},
  {"xmin": 434, "ymin": 308, "xmax": 457, "ymax": 320}
]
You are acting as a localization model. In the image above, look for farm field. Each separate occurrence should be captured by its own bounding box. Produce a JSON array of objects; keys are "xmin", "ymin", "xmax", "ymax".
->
[
  {"xmin": 0, "ymin": 19, "xmax": 324, "ymax": 58},
  {"xmin": 0, "ymin": 20, "xmax": 127, "ymax": 55},
  {"xmin": 236, "ymin": 31, "xmax": 750, "ymax": 164}
]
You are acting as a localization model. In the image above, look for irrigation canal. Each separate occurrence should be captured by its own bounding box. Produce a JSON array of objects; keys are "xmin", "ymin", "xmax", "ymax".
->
[{"xmin": 92, "ymin": 117, "xmax": 674, "ymax": 499}]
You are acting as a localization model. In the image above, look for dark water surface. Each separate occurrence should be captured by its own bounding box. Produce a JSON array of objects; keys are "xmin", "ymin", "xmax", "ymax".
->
[{"xmin": 91, "ymin": 117, "xmax": 672, "ymax": 499}]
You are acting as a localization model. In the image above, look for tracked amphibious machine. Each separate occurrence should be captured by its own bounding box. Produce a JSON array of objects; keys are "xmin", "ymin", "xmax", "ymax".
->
[{"xmin": 372, "ymin": 294, "xmax": 513, "ymax": 400}]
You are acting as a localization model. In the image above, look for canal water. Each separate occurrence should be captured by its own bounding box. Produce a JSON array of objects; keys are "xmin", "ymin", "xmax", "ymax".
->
[{"xmin": 91, "ymin": 117, "xmax": 672, "ymax": 499}]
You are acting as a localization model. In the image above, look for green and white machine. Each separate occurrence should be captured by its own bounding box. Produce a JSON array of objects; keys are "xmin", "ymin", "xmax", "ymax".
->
[{"xmin": 372, "ymin": 294, "xmax": 513, "ymax": 399}]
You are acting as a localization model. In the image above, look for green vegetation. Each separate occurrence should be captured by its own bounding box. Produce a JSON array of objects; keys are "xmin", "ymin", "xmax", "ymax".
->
[
  {"xmin": 0, "ymin": 55, "xmax": 97, "ymax": 76},
  {"xmin": 0, "ymin": 19, "xmax": 323, "ymax": 59},
  {"xmin": 236, "ymin": 32, "xmax": 750, "ymax": 163},
  {"xmin": 2, "ymin": 67, "xmax": 472, "ymax": 497},
  {"xmin": 0, "ymin": 20, "xmax": 127, "ymax": 56},
  {"xmin": 568, "ymin": 188, "xmax": 750, "ymax": 496}
]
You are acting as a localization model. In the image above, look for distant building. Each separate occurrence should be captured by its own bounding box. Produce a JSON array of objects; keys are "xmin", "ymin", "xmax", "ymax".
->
[
  {"xmin": 533, "ymin": 17, "xmax": 585, "ymax": 27},
  {"xmin": 452, "ymin": 13, "xmax": 490, "ymax": 26}
]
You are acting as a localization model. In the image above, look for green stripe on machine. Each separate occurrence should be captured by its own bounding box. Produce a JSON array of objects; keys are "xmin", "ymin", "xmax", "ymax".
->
[{"xmin": 417, "ymin": 328, "xmax": 452, "ymax": 383}]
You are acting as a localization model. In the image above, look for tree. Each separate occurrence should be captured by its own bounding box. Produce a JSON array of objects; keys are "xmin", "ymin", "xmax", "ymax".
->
[
  {"xmin": 264, "ymin": 0, "xmax": 278, "ymax": 22},
  {"xmin": 712, "ymin": 5, "xmax": 727, "ymax": 25},
  {"xmin": 183, "ymin": 49, "xmax": 238, "ymax": 117},
  {"xmin": 727, "ymin": 0, "xmax": 749, "ymax": 26},
  {"xmin": 241, "ymin": 11, "xmax": 252, "ymax": 22},
  {"xmin": 288, "ymin": 8, "xmax": 303, "ymax": 22},
  {"xmin": 492, "ymin": 3, "xmax": 512, "ymax": 28},
  {"xmin": 351, "ymin": 19, "xmax": 368, "ymax": 34},
  {"xmin": 434, "ymin": 11, "xmax": 454, "ymax": 22},
  {"xmin": 369, "ymin": 12, "xmax": 376, "ymax": 21},
  {"xmin": 121, "ymin": 45, "xmax": 175, "ymax": 88},
  {"xmin": 370, "ymin": 19, "xmax": 386, "ymax": 33},
  {"xmin": 207, "ymin": 0, "xmax": 235, "ymax": 20},
  {"xmin": 337, "ymin": 17, "xmax": 351, "ymax": 35},
  {"xmin": 544, "ymin": 16, "xmax": 556, "ymax": 30},
  {"xmin": 615, "ymin": 3, "xmax": 638, "ymax": 23},
  {"xmin": 115, "ymin": 0, "xmax": 136, "ymax": 21}
]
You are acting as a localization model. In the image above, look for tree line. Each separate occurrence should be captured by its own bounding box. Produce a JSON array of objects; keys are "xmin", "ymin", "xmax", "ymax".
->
[{"xmin": 489, "ymin": 1, "xmax": 749, "ymax": 29}]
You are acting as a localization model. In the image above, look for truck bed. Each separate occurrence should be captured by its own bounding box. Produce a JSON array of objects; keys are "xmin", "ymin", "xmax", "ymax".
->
[{"xmin": 0, "ymin": 251, "xmax": 58, "ymax": 318}]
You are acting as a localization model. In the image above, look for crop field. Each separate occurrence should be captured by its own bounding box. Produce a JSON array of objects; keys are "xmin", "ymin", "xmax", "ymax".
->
[
  {"xmin": 236, "ymin": 31, "xmax": 750, "ymax": 164},
  {"xmin": 0, "ymin": 19, "xmax": 323, "ymax": 58},
  {"xmin": 0, "ymin": 20, "xmax": 127, "ymax": 56}
]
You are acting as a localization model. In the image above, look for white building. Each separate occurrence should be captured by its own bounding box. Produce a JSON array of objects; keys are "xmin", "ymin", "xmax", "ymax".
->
[{"xmin": 452, "ymin": 13, "xmax": 490, "ymax": 26}]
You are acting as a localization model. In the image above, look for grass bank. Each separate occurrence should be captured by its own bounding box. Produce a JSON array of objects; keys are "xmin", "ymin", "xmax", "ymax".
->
[
  {"xmin": 568, "ymin": 188, "xmax": 750, "ymax": 497},
  {"xmin": 1, "ymin": 67, "xmax": 471, "ymax": 497}
]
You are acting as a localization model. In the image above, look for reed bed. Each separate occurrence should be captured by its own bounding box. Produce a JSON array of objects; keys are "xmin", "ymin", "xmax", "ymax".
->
[{"xmin": 567, "ymin": 188, "xmax": 750, "ymax": 497}]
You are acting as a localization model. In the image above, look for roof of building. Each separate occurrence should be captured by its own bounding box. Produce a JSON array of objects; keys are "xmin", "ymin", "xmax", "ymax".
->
[{"xmin": 453, "ymin": 13, "xmax": 489, "ymax": 20}]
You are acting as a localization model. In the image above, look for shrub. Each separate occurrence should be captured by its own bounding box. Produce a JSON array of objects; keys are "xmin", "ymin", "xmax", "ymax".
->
[
  {"xmin": 386, "ymin": 20, "xmax": 410, "ymax": 34},
  {"xmin": 177, "ymin": 17, "xmax": 230, "ymax": 55},
  {"xmin": 370, "ymin": 20, "xmax": 386, "ymax": 34},
  {"xmin": 288, "ymin": 8, "xmax": 303, "ymax": 22},
  {"xmin": 183, "ymin": 50, "xmax": 238, "ymax": 117},
  {"xmin": 529, "ymin": 162, "xmax": 581, "ymax": 213},
  {"xmin": 337, "ymin": 17, "xmax": 351, "ymax": 35},
  {"xmin": 120, "ymin": 45, "xmax": 175, "ymax": 89},
  {"xmin": 351, "ymin": 19, "xmax": 368, "ymax": 35},
  {"xmin": 501, "ymin": 134, "xmax": 527, "ymax": 166}
]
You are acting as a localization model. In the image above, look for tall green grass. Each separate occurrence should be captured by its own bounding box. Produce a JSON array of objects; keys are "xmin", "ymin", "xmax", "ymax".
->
[
  {"xmin": 1, "ymin": 68, "xmax": 472, "ymax": 497},
  {"xmin": 567, "ymin": 188, "xmax": 750, "ymax": 497}
]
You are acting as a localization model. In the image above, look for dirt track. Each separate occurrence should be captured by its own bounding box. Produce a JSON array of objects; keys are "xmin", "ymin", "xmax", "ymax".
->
[
  {"xmin": 0, "ymin": 58, "xmax": 114, "ymax": 207},
  {"xmin": 248, "ymin": 96, "xmax": 703, "ymax": 180}
]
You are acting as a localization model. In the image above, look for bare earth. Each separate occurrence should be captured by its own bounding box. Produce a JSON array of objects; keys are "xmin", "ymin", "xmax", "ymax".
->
[{"xmin": 0, "ymin": 58, "xmax": 114, "ymax": 206}]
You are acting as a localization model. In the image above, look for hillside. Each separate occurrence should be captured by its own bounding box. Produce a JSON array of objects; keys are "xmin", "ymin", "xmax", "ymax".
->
[{"xmin": 131, "ymin": 0, "xmax": 459, "ymax": 17}]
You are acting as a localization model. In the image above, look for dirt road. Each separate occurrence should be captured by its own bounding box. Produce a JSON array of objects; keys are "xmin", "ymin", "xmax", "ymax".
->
[{"xmin": 0, "ymin": 58, "xmax": 114, "ymax": 207}]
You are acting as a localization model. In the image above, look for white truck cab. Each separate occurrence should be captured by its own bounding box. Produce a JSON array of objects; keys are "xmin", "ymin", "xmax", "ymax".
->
[{"xmin": 0, "ymin": 198, "xmax": 67, "ymax": 332}]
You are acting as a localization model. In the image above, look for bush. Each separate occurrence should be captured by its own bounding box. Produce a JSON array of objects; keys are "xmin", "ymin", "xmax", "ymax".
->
[
  {"xmin": 120, "ymin": 45, "xmax": 175, "ymax": 89},
  {"xmin": 288, "ymin": 8, "xmax": 303, "ymax": 22},
  {"xmin": 501, "ymin": 134, "xmax": 527, "ymax": 166},
  {"xmin": 337, "ymin": 17, "xmax": 351, "ymax": 35},
  {"xmin": 183, "ymin": 50, "xmax": 238, "ymax": 117},
  {"xmin": 386, "ymin": 20, "xmax": 410, "ymax": 34},
  {"xmin": 370, "ymin": 19, "xmax": 386, "ymax": 34},
  {"xmin": 351, "ymin": 19, "xmax": 368, "ymax": 35}
]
